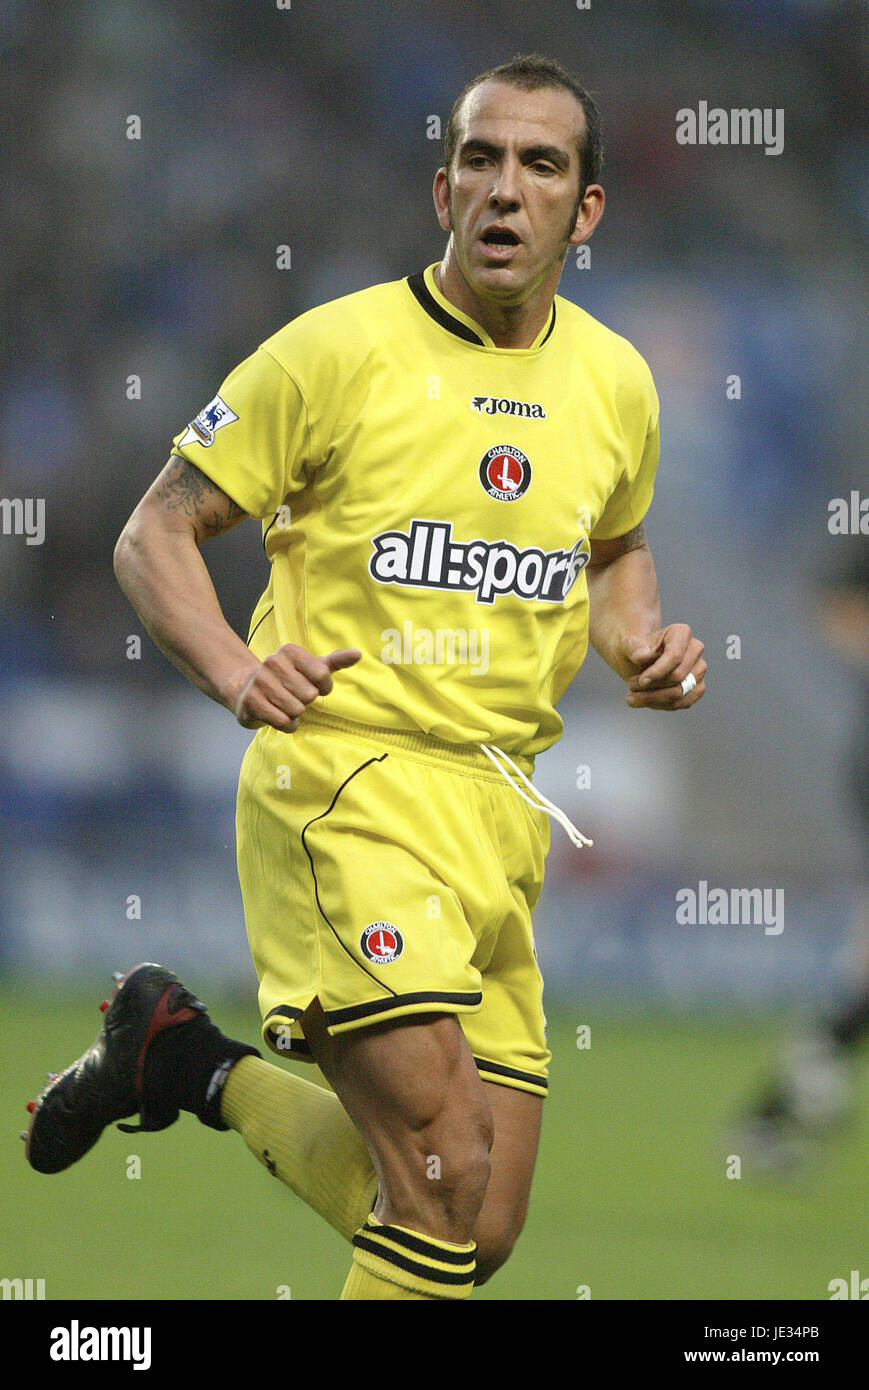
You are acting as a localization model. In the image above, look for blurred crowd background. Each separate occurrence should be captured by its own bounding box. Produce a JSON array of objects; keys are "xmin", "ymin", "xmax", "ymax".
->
[{"xmin": 0, "ymin": 0, "xmax": 866, "ymax": 1003}]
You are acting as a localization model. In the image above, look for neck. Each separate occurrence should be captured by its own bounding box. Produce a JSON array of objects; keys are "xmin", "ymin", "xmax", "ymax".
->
[{"xmin": 434, "ymin": 244, "xmax": 557, "ymax": 348}]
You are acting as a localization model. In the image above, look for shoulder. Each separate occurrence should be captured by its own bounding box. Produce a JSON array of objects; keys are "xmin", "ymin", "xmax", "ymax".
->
[
  {"xmin": 553, "ymin": 293, "xmax": 657, "ymax": 409},
  {"xmin": 260, "ymin": 276, "xmax": 410, "ymax": 379}
]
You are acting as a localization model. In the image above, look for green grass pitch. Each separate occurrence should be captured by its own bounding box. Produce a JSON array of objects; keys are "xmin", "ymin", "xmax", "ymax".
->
[{"xmin": 2, "ymin": 983, "xmax": 867, "ymax": 1301}]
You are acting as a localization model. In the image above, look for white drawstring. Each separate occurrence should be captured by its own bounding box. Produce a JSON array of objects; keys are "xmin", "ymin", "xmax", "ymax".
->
[{"xmin": 479, "ymin": 743, "xmax": 593, "ymax": 849}]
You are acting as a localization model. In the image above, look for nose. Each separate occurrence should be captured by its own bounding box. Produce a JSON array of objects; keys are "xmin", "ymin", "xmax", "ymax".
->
[{"xmin": 488, "ymin": 155, "xmax": 522, "ymax": 209}]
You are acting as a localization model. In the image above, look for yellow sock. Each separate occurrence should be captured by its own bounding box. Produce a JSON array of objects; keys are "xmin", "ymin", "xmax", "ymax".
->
[
  {"xmin": 341, "ymin": 1215, "xmax": 476, "ymax": 1300},
  {"xmin": 341, "ymin": 1261, "xmax": 430, "ymax": 1300},
  {"xmin": 220, "ymin": 1056, "xmax": 377, "ymax": 1241}
]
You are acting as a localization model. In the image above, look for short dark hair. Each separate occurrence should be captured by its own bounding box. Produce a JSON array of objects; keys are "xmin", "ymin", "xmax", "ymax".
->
[{"xmin": 443, "ymin": 54, "xmax": 604, "ymax": 198}]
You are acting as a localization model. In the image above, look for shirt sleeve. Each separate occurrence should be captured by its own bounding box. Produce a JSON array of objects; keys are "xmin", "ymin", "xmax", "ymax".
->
[
  {"xmin": 170, "ymin": 345, "xmax": 311, "ymax": 521},
  {"xmin": 590, "ymin": 352, "xmax": 660, "ymax": 541}
]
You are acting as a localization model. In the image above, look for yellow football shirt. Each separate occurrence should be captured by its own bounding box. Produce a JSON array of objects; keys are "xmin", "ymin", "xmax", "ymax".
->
[{"xmin": 171, "ymin": 262, "xmax": 659, "ymax": 758}]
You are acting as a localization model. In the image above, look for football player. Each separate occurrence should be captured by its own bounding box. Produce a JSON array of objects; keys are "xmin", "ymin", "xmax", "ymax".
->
[{"xmin": 25, "ymin": 55, "xmax": 706, "ymax": 1300}]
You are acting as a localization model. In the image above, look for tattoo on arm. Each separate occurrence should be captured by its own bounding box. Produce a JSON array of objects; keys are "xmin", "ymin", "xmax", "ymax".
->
[
  {"xmin": 608, "ymin": 521, "xmax": 646, "ymax": 556},
  {"xmin": 154, "ymin": 456, "xmax": 247, "ymax": 543},
  {"xmin": 587, "ymin": 521, "xmax": 648, "ymax": 568}
]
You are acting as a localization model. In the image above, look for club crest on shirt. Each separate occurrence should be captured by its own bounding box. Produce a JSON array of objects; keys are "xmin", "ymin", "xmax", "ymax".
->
[
  {"xmin": 471, "ymin": 395, "xmax": 546, "ymax": 419},
  {"xmin": 178, "ymin": 394, "xmax": 238, "ymax": 448},
  {"xmin": 479, "ymin": 444, "xmax": 532, "ymax": 502},
  {"xmin": 360, "ymin": 922, "xmax": 404, "ymax": 964}
]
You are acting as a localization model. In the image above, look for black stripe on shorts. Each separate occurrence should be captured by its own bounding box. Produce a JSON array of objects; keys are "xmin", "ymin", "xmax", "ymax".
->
[
  {"xmin": 473, "ymin": 1056, "xmax": 549, "ymax": 1091},
  {"xmin": 326, "ymin": 989, "xmax": 482, "ymax": 1029}
]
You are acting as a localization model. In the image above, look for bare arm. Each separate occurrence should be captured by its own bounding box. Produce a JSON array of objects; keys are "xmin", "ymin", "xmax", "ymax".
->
[
  {"xmin": 113, "ymin": 455, "xmax": 360, "ymax": 728},
  {"xmin": 586, "ymin": 522, "xmax": 661, "ymax": 678},
  {"xmin": 586, "ymin": 521, "xmax": 706, "ymax": 710}
]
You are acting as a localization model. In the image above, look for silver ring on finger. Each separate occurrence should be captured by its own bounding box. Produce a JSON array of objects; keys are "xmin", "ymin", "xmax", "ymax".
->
[{"xmin": 680, "ymin": 672, "xmax": 697, "ymax": 697}]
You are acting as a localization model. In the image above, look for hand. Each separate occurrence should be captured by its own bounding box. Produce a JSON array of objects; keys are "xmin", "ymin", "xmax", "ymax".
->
[
  {"xmin": 619, "ymin": 625, "xmax": 706, "ymax": 710},
  {"xmin": 231, "ymin": 644, "xmax": 362, "ymax": 730}
]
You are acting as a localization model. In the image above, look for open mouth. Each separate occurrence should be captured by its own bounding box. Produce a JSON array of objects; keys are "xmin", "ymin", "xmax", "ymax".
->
[{"xmin": 480, "ymin": 227, "xmax": 521, "ymax": 253}]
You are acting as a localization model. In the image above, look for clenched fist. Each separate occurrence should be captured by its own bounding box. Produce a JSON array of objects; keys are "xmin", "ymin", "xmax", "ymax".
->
[
  {"xmin": 230, "ymin": 644, "xmax": 362, "ymax": 731},
  {"xmin": 619, "ymin": 625, "xmax": 706, "ymax": 710}
]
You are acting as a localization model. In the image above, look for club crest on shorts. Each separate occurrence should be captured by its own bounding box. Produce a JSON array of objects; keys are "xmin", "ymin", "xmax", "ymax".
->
[
  {"xmin": 360, "ymin": 921, "xmax": 404, "ymax": 964},
  {"xmin": 479, "ymin": 444, "xmax": 532, "ymax": 502}
]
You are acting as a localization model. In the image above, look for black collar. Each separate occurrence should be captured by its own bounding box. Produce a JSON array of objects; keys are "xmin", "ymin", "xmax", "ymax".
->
[{"xmin": 406, "ymin": 269, "xmax": 556, "ymax": 349}]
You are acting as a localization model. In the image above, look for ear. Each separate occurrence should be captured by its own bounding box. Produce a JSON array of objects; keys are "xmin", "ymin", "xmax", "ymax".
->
[
  {"xmin": 568, "ymin": 184, "xmax": 605, "ymax": 245},
  {"xmin": 433, "ymin": 167, "xmax": 452, "ymax": 233}
]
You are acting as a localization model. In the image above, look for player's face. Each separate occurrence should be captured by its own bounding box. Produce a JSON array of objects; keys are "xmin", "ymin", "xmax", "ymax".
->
[{"xmin": 437, "ymin": 81, "xmax": 593, "ymax": 304}]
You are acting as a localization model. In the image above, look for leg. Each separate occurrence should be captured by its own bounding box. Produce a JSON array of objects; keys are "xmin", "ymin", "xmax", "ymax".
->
[
  {"xmin": 218, "ymin": 1054, "xmax": 378, "ymax": 1239},
  {"xmin": 222, "ymin": 1018, "xmax": 541, "ymax": 1279},
  {"xmin": 473, "ymin": 1083, "xmax": 543, "ymax": 1285},
  {"xmin": 301, "ymin": 999, "xmax": 493, "ymax": 1244}
]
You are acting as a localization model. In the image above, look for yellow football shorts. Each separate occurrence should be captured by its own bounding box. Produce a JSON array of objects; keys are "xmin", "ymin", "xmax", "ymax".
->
[{"xmin": 235, "ymin": 707, "xmax": 552, "ymax": 1097}]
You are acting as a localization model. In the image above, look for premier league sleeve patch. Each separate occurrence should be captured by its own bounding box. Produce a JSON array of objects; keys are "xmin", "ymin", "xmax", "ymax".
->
[{"xmin": 178, "ymin": 394, "xmax": 239, "ymax": 448}]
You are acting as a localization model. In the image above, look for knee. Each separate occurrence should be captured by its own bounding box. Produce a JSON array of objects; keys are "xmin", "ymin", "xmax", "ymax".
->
[
  {"xmin": 380, "ymin": 1095, "xmax": 494, "ymax": 1238},
  {"xmin": 415, "ymin": 1103, "xmax": 494, "ymax": 1217}
]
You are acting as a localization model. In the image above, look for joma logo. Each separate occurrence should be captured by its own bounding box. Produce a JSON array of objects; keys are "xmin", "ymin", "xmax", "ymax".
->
[{"xmin": 471, "ymin": 395, "xmax": 546, "ymax": 419}]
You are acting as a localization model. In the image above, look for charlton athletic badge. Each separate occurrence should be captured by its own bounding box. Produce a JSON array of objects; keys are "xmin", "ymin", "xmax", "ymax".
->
[
  {"xmin": 479, "ymin": 444, "xmax": 532, "ymax": 502},
  {"xmin": 360, "ymin": 922, "xmax": 404, "ymax": 964}
]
